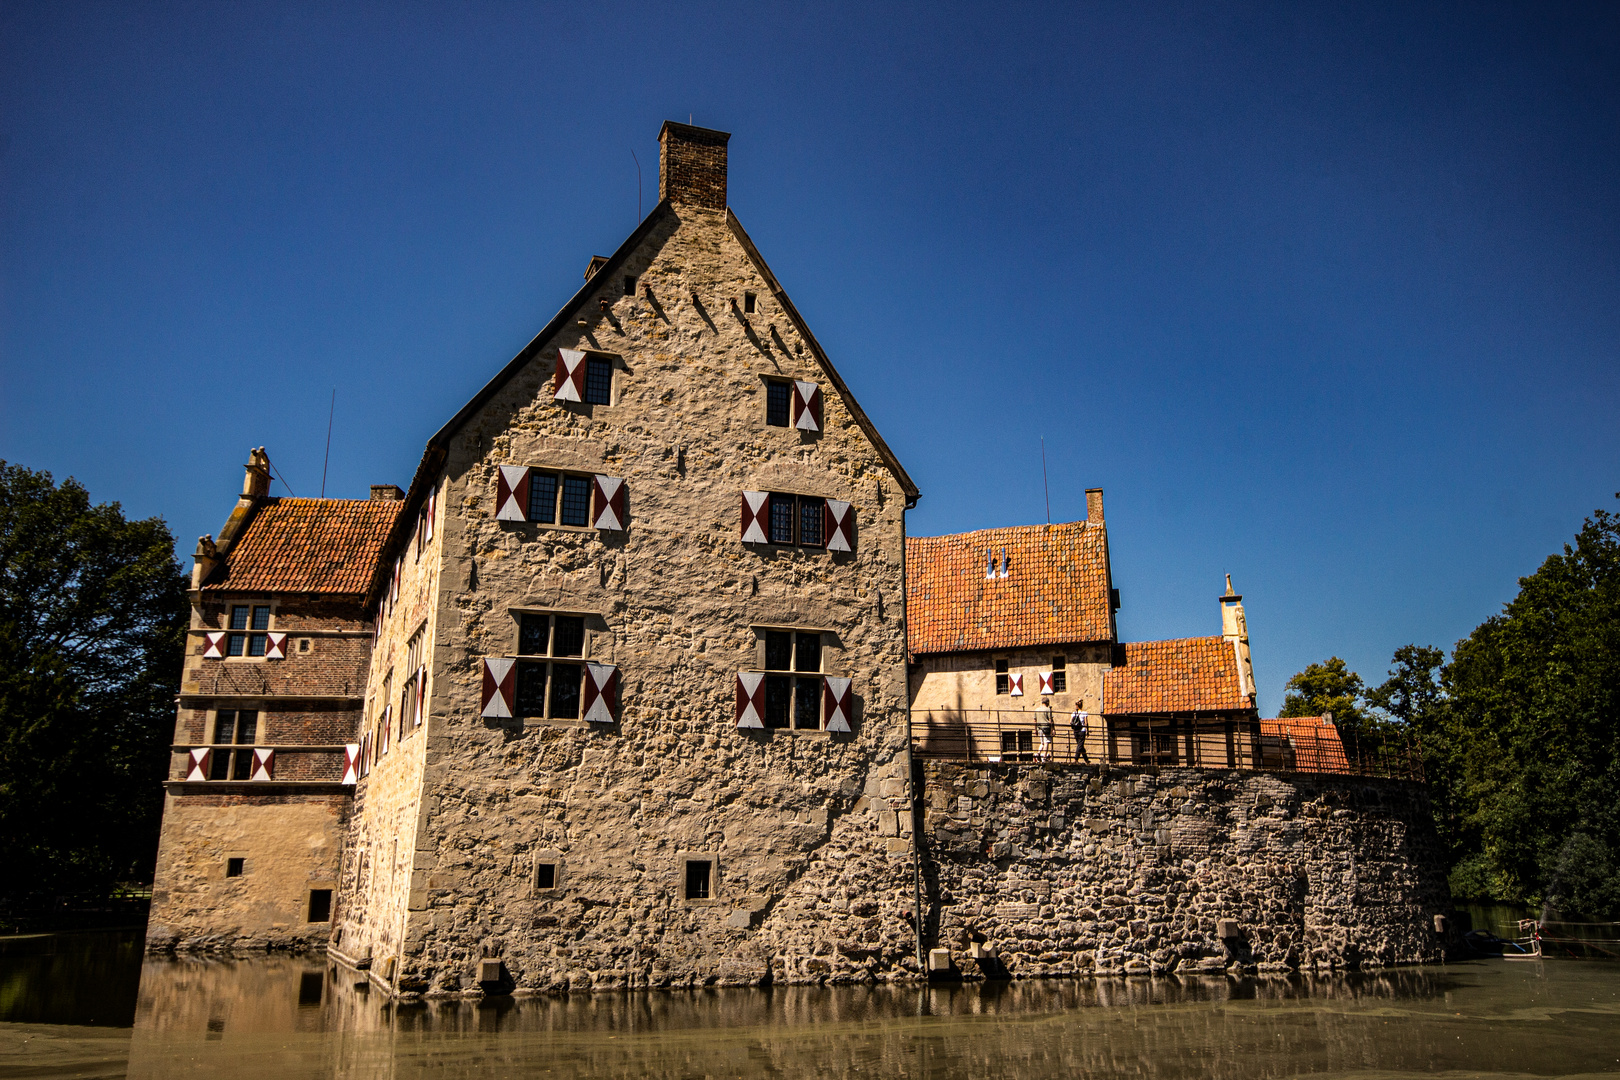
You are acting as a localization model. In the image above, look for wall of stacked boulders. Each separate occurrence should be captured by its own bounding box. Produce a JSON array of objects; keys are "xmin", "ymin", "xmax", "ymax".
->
[{"xmin": 918, "ymin": 760, "xmax": 1454, "ymax": 978}]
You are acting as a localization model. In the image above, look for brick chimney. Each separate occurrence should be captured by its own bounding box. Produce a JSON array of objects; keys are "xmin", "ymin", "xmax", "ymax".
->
[
  {"xmin": 659, "ymin": 121, "xmax": 730, "ymax": 210},
  {"xmin": 1085, "ymin": 488, "xmax": 1105, "ymax": 524}
]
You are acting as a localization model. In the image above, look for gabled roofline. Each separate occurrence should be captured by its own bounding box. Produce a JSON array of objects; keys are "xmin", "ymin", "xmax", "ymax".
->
[{"xmin": 725, "ymin": 209, "xmax": 920, "ymax": 505}]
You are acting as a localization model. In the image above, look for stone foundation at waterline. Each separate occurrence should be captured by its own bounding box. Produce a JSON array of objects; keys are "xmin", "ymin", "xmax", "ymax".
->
[{"xmin": 919, "ymin": 761, "xmax": 1453, "ymax": 978}]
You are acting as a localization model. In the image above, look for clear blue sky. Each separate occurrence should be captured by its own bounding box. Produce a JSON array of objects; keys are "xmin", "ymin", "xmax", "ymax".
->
[{"xmin": 3, "ymin": 2, "xmax": 1616, "ymax": 711}]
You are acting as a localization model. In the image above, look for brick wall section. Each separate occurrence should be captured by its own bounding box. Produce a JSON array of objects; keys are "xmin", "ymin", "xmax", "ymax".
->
[
  {"xmin": 919, "ymin": 760, "xmax": 1456, "ymax": 977},
  {"xmin": 659, "ymin": 122, "xmax": 728, "ymax": 209}
]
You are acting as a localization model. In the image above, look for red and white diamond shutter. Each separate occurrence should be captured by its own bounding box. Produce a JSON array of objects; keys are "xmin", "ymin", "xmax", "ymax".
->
[
  {"xmin": 481, "ymin": 657, "xmax": 516, "ymax": 718},
  {"xmin": 496, "ymin": 466, "xmax": 530, "ymax": 522},
  {"xmin": 265, "ymin": 632, "xmax": 288, "ymax": 660},
  {"xmin": 792, "ymin": 380, "xmax": 822, "ymax": 431},
  {"xmin": 186, "ymin": 748, "xmax": 211, "ymax": 782},
  {"xmin": 250, "ymin": 748, "xmax": 275, "ymax": 782},
  {"xmin": 824, "ymin": 500, "xmax": 853, "ymax": 552},
  {"xmin": 342, "ymin": 744, "xmax": 360, "ymax": 786},
  {"xmin": 203, "ymin": 632, "xmax": 225, "ymax": 659},
  {"xmin": 582, "ymin": 663, "xmax": 619, "ymax": 724},
  {"xmin": 735, "ymin": 672, "xmax": 765, "ymax": 728},
  {"xmin": 1038, "ymin": 671, "xmax": 1055, "ymax": 695},
  {"xmin": 390, "ymin": 557, "xmax": 401, "ymax": 610},
  {"xmin": 592, "ymin": 476, "xmax": 626, "ymax": 531},
  {"xmin": 1008, "ymin": 673, "xmax": 1024, "ymax": 696},
  {"xmin": 554, "ymin": 349, "xmax": 586, "ymax": 402},
  {"xmin": 822, "ymin": 676, "xmax": 853, "ymax": 733},
  {"xmin": 740, "ymin": 491, "xmax": 769, "ymax": 544}
]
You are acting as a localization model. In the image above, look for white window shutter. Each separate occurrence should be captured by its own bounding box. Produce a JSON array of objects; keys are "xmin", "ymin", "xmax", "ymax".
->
[
  {"xmin": 186, "ymin": 748, "xmax": 211, "ymax": 782},
  {"xmin": 822, "ymin": 676, "xmax": 853, "ymax": 733},
  {"xmin": 424, "ymin": 485, "xmax": 436, "ymax": 543},
  {"xmin": 1008, "ymin": 673, "xmax": 1024, "ymax": 696},
  {"xmin": 415, "ymin": 667, "xmax": 427, "ymax": 727},
  {"xmin": 343, "ymin": 744, "xmax": 360, "ymax": 786},
  {"xmin": 583, "ymin": 662, "xmax": 619, "ymax": 724},
  {"xmin": 203, "ymin": 632, "xmax": 225, "ymax": 659},
  {"xmin": 825, "ymin": 500, "xmax": 853, "ymax": 552},
  {"xmin": 481, "ymin": 657, "xmax": 516, "ymax": 718},
  {"xmin": 496, "ymin": 465, "xmax": 530, "ymax": 522},
  {"xmin": 592, "ymin": 476, "xmax": 626, "ymax": 531},
  {"xmin": 792, "ymin": 380, "xmax": 822, "ymax": 431},
  {"xmin": 740, "ymin": 491, "xmax": 769, "ymax": 544},
  {"xmin": 735, "ymin": 671, "xmax": 765, "ymax": 728},
  {"xmin": 554, "ymin": 349, "xmax": 586, "ymax": 402},
  {"xmin": 250, "ymin": 748, "xmax": 275, "ymax": 782}
]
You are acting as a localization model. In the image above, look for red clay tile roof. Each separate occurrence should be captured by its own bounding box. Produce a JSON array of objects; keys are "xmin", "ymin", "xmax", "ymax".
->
[
  {"xmin": 204, "ymin": 498, "xmax": 401, "ymax": 596},
  {"xmin": 1261, "ymin": 715, "xmax": 1352, "ymax": 773},
  {"xmin": 905, "ymin": 521, "xmax": 1113, "ymax": 655},
  {"xmin": 1102, "ymin": 636, "xmax": 1252, "ymax": 715}
]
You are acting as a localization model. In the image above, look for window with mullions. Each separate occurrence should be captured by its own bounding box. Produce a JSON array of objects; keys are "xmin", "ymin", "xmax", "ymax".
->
[
  {"xmin": 762, "ymin": 630, "xmax": 823, "ymax": 730},
  {"xmin": 514, "ymin": 613, "xmax": 587, "ymax": 720},
  {"xmin": 766, "ymin": 381, "xmax": 790, "ymax": 427},
  {"xmin": 1051, "ymin": 655, "xmax": 1067, "ymax": 693},
  {"xmin": 767, "ymin": 493, "xmax": 825, "ymax": 547},
  {"xmin": 584, "ymin": 357, "xmax": 613, "ymax": 405},
  {"xmin": 995, "ymin": 658, "xmax": 1009, "ymax": 695},
  {"xmin": 527, "ymin": 471, "xmax": 594, "ymax": 527},
  {"xmin": 227, "ymin": 605, "xmax": 271, "ymax": 656},
  {"xmin": 209, "ymin": 710, "xmax": 258, "ymax": 780}
]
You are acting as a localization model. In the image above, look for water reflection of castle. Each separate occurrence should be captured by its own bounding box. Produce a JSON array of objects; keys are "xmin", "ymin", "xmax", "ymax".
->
[{"xmin": 148, "ymin": 121, "xmax": 1449, "ymax": 997}]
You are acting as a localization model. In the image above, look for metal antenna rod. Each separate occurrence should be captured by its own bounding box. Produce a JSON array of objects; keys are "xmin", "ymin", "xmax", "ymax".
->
[
  {"xmin": 320, "ymin": 388, "xmax": 335, "ymax": 498},
  {"xmin": 1041, "ymin": 436, "xmax": 1051, "ymax": 525},
  {"xmin": 631, "ymin": 149, "xmax": 642, "ymax": 222}
]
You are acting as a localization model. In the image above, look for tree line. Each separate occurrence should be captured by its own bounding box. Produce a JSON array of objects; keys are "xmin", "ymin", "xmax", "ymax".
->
[{"xmin": 1281, "ymin": 496, "xmax": 1620, "ymax": 920}]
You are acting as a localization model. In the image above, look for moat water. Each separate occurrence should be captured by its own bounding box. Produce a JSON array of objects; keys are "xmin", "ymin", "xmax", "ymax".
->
[{"xmin": 3, "ymin": 930, "xmax": 1619, "ymax": 1079}]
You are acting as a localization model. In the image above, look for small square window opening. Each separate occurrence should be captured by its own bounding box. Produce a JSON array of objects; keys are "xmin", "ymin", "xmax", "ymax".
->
[
  {"xmin": 765, "ymin": 381, "xmax": 790, "ymax": 427},
  {"xmin": 226, "ymin": 857, "xmax": 245, "ymax": 878},
  {"xmin": 584, "ymin": 357, "xmax": 613, "ymax": 405},
  {"xmin": 536, "ymin": 863, "xmax": 556, "ymax": 890},
  {"xmin": 307, "ymin": 888, "xmax": 332, "ymax": 923},
  {"xmin": 685, "ymin": 860, "xmax": 712, "ymax": 900},
  {"xmin": 623, "ymin": 275, "xmax": 637, "ymax": 296}
]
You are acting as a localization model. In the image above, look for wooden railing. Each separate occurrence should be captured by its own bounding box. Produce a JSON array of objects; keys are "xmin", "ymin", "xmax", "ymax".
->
[{"xmin": 910, "ymin": 709, "xmax": 1423, "ymax": 781}]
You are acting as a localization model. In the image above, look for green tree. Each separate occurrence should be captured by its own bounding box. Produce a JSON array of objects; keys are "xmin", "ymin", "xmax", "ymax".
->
[
  {"xmin": 1280, "ymin": 656, "xmax": 1369, "ymax": 732},
  {"xmin": 1440, "ymin": 497, "xmax": 1620, "ymax": 916},
  {"xmin": 0, "ymin": 462, "xmax": 187, "ymax": 911}
]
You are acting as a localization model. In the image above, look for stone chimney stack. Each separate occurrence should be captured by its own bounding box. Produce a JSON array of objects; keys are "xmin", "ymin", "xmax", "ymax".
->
[
  {"xmin": 1085, "ymin": 488, "xmax": 1105, "ymax": 524},
  {"xmin": 659, "ymin": 121, "xmax": 730, "ymax": 209},
  {"xmin": 243, "ymin": 447, "xmax": 271, "ymax": 499},
  {"xmin": 1221, "ymin": 574, "xmax": 1257, "ymax": 702}
]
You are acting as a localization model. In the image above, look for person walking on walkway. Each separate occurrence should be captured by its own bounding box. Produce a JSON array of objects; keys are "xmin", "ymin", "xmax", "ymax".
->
[
  {"xmin": 1070, "ymin": 706, "xmax": 1090, "ymax": 761},
  {"xmin": 1035, "ymin": 698, "xmax": 1055, "ymax": 762}
]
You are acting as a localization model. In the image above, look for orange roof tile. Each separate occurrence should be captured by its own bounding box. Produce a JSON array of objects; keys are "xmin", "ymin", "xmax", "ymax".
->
[
  {"xmin": 204, "ymin": 498, "xmax": 401, "ymax": 596},
  {"xmin": 1260, "ymin": 715, "xmax": 1352, "ymax": 773},
  {"xmin": 905, "ymin": 521, "xmax": 1113, "ymax": 655},
  {"xmin": 1102, "ymin": 636, "xmax": 1252, "ymax": 715}
]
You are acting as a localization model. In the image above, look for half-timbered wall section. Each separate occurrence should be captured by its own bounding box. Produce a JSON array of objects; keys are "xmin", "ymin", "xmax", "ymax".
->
[
  {"xmin": 148, "ymin": 452, "xmax": 399, "ymax": 951},
  {"xmin": 328, "ymin": 121, "xmax": 923, "ymax": 994}
]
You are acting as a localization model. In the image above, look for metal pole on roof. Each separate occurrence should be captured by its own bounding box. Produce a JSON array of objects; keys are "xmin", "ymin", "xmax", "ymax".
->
[
  {"xmin": 320, "ymin": 388, "xmax": 335, "ymax": 498},
  {"xmin": 1041, "ymin": 437, "xmax": 1051, "ymax": 524}
]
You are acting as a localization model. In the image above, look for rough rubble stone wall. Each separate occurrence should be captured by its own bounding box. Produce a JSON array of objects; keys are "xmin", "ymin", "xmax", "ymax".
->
[
  {"xmin": 147, "ymin": 793, "xmax": 348, "ymax": 951},
  {"xmin": 920, "ymin": 760, "xmax": 1453, "ymax": 978},
  {"xmin": 356, "ymin": 203, "xmax": 914, "ymax": 996},
  {"xmin": 330, "ymin": 481, "xmax": 442, "ymax": 971}
]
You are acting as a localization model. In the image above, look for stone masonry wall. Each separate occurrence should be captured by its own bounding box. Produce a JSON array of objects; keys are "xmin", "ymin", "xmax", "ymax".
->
[
  {"xmin": 920, "ymin": 760, "xmax": 1453, "ymax": 978},
  {"xmin": 346, "ymin": 201, "xmax": 916, "ymax": 996}
]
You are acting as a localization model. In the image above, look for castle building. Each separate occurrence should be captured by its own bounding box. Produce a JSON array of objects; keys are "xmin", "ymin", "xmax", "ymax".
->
[
  {"xmin": 148, "ymin": 121, "xmax": 1445, "ymax": 985},
  {"xmin": 147, "ymin": 452, "xmax": 400, "ymax": 949}
]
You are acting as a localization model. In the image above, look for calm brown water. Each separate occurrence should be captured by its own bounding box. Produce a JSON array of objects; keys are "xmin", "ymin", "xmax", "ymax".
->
[{"xmin": 2, "ymin": 935, "xmax": 1619, "ymax": 1079}]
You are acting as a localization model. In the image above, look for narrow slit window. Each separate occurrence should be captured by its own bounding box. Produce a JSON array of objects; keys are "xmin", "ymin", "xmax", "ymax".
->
[
  {"xmin": 743, "ymin": 291, "xmax": 756, "ymax": 313},
  {"xmin": 623, "ymin": 275, "xmax": 637, "ymax": 296},
  {"xmin": 995, "ymin": 659, "xmax": 1010, "ymax": 695},
  {"xmin": 536, "ymin": 863, "xmax": 557, "ymax": 890}
]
